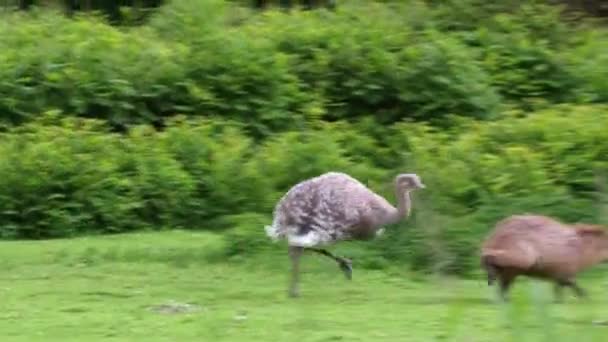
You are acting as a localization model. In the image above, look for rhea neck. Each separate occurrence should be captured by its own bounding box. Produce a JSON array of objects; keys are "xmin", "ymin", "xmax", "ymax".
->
[{"xmin": 385, "ymin": 186, "xmax": 412, "ymax": 225}]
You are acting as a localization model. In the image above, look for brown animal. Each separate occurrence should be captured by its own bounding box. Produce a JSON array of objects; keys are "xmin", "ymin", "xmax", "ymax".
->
[{"xmin": 481, "ymin": 214, "xmax": 608, "ymax": 301}]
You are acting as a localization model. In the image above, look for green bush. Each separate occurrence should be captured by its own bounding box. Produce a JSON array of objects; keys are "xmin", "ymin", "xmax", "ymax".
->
[
  {"xmin": 250, "ymin": 6, "xmax": 501, "ymax": 123},
  {"xmin": 222, "ymin": 212, "xmax": 278, "ymax": 258},
  {"xmin": 160, "ymin": 118, "xmax": 269, "ymax": 226},
  {"xmin": 0, "ymin": 105, "xmax": 607, "ymax": 277},
  {"xmin": 250, "ymin": 127, "xmax": 359, "ymax": 199},
  {"xmin": 122, "ymin": 125, "xmax": 197, "ymax": 228},
  {"xmin": 0, "ymin": 113, "xmax": 140, "ymax": 238},
  {"xmin": 386, "ymin": 105, "xmax": 608, "ymax": 275},
  {"xmin": 148, "ymin": 0, "xmax": 232, "ymax": 43},
  {"xmin": 0, "ymin": 12, "xmax": 189, "ymax": 128},
  {"xmin": 183, "ymin": 38, "xmax": 310, "ymax": 138},
  {"xmin": 564, "ymin": 29, "xmax": 608, "ymax": 103},
  {"xmin": 474, "ymin": 20, "xmax": 580, "ymax": 108},
  {"xmin": 0, "ymin": 116, "xmax": 382, "ymax": 240},
  {"xmin": 0, "ymin": 1, "xmax": 608, "ymax": 278},
  {"xmin": 0, "ymin": 1, "xmax": 604, "ymax": 131},
  {"xmin": 0, "ymin": 1, "xmax": 503, "ymax": 132},
  {"xmin": 0, "ymin": 116, "xmax": 258, "ymax": 238}
]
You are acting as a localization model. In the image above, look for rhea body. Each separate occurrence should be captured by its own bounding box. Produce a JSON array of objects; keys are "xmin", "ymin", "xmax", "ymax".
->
[
  {"xmin": 481, "ymin": 214, "xmax": 608, "ymax": 301},
  {"xmin": 265, "ymin": 171, "xmax": 425, "ymax": 297}
]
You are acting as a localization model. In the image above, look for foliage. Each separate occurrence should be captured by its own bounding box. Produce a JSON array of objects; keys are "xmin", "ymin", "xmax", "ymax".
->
[
  {"xmin": 0, "ymin": 11, "xmax": 189, "ymax": 129},
  {"xmin": 1, "ymin": 104, "xmax": 607, "ymax": 276},
  {"xmin": 222, "ymin": 212, "xmax": 277, "ymax": 257},
  {"xmin": 563, "ymin": 29, "xmax": 608, "ymax": 103},
  {"xmin": 1, "ymin": 1, "xmax": 608, "ymax": 277},
  {"xmin": 245, "ymin": 5, "xmax": 501, "ymax": 123},
  {"xmin": 0, "ymin": 113, "xmax": 140, "ymax": 238},
  {"xmin": 0, "ymin": 1, "xmax": 604, "ymax": 131},
  {"xmin": 471, "ymin": 12, "xmax": 581, "ymax": 108},
  {"xmin": 7, "ymin": 0, "xmax": 601, "ymax": 132},
  {"xmin": 391, "ymin": 105, "xmax": 608, "ymax": 274},
  {"xmin": 0, "ymin": 116, "xmax": 374, "ymax": 239}
]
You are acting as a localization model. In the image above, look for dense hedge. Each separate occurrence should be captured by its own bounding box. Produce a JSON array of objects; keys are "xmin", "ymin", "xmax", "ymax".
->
[
  {"xmin": 386, "ymin": 104, "xmax": 608, "ymax": 274},
  {"xmin": 1, "ymin": 1, "xmax": 606, "ymax": 135},
  {"xmin": 1, "ymin": 1, "xmax": 608, "ymax": 275},
  {"xmin": 1, "ymin": 105, "xmax": 607, "ymax": 276}
]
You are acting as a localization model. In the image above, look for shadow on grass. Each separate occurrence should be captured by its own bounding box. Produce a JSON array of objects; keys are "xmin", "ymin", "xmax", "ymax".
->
[
  {"xmin": 395, "ymin": 295, "xmax": 494, "ymax": 306},
  {"xmin": 81, "ymin": 290, "xmax": 136, "ymax": 299}
]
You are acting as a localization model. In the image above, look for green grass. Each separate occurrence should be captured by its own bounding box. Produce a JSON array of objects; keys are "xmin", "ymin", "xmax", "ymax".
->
[{"xmin": 1, "ymin": 231, "xmax": 608, "ymax": 341}]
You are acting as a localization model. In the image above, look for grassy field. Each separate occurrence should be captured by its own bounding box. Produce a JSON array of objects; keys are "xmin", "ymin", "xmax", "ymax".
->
[{"xmin": 1, "ymin": 231, "xmax": 608, "ymax": 341}]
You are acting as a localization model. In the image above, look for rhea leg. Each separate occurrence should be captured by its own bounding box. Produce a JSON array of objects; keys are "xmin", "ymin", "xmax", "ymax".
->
[
  {"xmin": 307, "ymin": 248, "xmax": 353, "ymax": 280},
  {"xmin": 288, "ymin": 246, "xmax": 303, "ymax": 298}
]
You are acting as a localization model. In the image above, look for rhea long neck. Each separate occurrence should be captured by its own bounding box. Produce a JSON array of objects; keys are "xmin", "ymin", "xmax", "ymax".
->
[{"xmin": 384, "ymin": 186, "xmax": 411, "ymax": 226}]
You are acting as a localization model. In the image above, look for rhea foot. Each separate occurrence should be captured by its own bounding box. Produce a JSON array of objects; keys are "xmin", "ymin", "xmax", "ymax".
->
[{"xmin": 339, "ymin": 258, "xmax": 353, "ymax": 280}]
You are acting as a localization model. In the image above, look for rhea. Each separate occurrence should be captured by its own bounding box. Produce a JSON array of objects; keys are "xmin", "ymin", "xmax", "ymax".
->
[{"xmin": 265, "ymin": 171, "xmax": 425, "ymax": 297}]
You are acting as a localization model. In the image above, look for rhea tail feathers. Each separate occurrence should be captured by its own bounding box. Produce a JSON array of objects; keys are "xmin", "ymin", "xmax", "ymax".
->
[
  {"xmin": 264, "ymin": 224, "xmax": 282, "ymax": 242},
  {"xmin": 264, "ymin": 224, "xmax": 326, "ymax": 247}
]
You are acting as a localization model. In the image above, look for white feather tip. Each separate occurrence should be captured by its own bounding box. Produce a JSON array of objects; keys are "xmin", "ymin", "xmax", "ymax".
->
[{"xmin": 264, "ymin": 225, "xmax": 280, "ymax": 241}]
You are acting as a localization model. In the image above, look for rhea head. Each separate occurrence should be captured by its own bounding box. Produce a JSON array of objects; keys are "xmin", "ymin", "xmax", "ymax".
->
[{"xmin": 395, "ymin": 173, "xmax": 425, "ymax": 192}]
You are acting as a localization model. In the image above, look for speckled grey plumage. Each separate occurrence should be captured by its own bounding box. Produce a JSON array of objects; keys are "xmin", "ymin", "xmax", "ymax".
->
[{"xmin": 265, "ymin": 171, "xmax": 424, "ymax": 247}]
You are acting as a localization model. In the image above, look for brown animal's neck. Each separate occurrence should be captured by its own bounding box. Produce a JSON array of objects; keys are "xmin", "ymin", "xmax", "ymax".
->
[{"xmin": 578, "ymin": 234, "xmax": 608, "ymax": 268}]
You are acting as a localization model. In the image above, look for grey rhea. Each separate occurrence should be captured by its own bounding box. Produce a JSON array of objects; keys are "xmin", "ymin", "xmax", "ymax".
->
[{"xmin": 265, "ymin": 171, "xmax": 425, "ymax": 297}]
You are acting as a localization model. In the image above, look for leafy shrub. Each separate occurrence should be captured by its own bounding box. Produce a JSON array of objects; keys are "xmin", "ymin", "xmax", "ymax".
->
[
  {"xmin": 564, "ymin": 29, "xmax": 608, "ymax": 103},
  {"xmin": 394, "ymin": 30, "xmax": 501, "ymax": 122},
  {"xmin": 407, "ymin": 106, "xmax": 608, "ymax": 210},
  {"xmin": 0, "ymin": 1, "xmax": 603, "ymax": 132},
  {"xmin": 160, "ymin": 118, "xmax": 269, "ymax": 226},
  {"xmin": 0, "ymin": 1, "xmax": 607, "ymax": 279},
  {"xmin": 0, "ymin": 11, "xmax": 189, "ymax": 128},
  {"xmin": 0, "ymin": 105, "xmax": 606, "ymax": 278},
  {"xmin": 429, "ymin": 0, "xmax": 573, "ymax": 43},
  {"xmin": 250, "ymin": 127, "xmax": 357, "ymax": 200},
  {"xmin": 474, "ymin": 22, "xmax": 580, "ymax": 108},
  {"xmin": 122, "ymin": 125, "xmax": 197, "ymax": 228},
  {"xmin": 183, "ymin": 37, "xmax": 310, "ymax": 138},
  {"xmin": 389, "ymin": 105, "xmax": 608, "ymax": 275},
  {"xmin": 0, "ymin": 113, "xmax": 140, "ymax": 238},
  {"xmin": 0, "ymin": 116, "xmax": 251, "ymax": 238},
  {"xmin": 432, "ymin": 1, "xmax": 587, "ymax": 110},
  {"xmin": 222, "ymin": 212, "xmax": 278, "ymax": 258},
  {"xmin": 148, "ymin": 0, "xmax": 229, "ymax": 43},
  {"xmin": 252, "ymin": 6, "xmax": 501, "ymax": 123}
]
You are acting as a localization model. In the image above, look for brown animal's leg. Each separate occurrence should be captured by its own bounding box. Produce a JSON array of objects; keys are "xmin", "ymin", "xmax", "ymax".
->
[
  {"xmin": 288, "ymin": 246, "xmax": 303, "ymax": 298},
  {"xmin": 560, "ymin": 279, "xmax": 586, "ymax": 298},
  {"xmin": 498, "ymin": 274, "xmax": 515, "ymax": 301},
  {"xmin": 307, "ymin": 248, "xmax": 352, "ymax": 280},
  {"xmin": 553, "ymin": 282, "xmax": 565, "ymax": 303},
  {"xmin": 481, "ymin": 255, "xmax": 498, "ymax": 286}
]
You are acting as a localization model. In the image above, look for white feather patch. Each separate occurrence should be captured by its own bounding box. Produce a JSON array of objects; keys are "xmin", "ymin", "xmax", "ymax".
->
[
  {"xmin": 288, "ymin": 231, "xmax": 325, "ymax": 247},
  {"xmin": 264, "ymin": 225, "xmax": 281, "ymax": 242}
]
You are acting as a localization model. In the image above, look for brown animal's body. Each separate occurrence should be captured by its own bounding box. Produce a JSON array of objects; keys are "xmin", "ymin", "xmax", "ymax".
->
[{"xmin": 481, "ymin": 214, "xmax": 608, "ymax": 301}]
